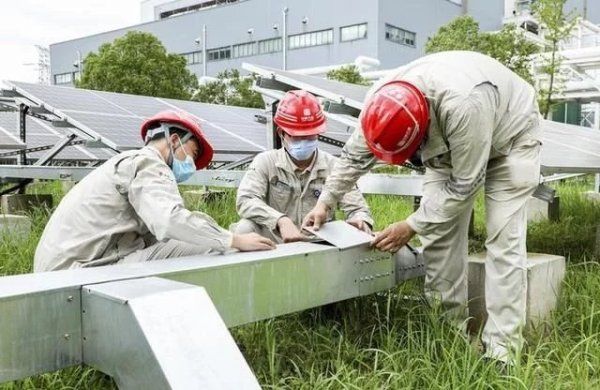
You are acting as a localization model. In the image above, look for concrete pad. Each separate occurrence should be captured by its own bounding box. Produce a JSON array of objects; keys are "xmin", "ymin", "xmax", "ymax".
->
[
  {"xmin": 527, "ymin": 195, "xmax": 560, "ymax": 223},
  {"xmin": 468, "ymin": 252, "xmax": 566, "ymax": 333},
  {"xmin": 0, "ymin": 214, "xmax": 32, "ymax": 240},
  {"xmin": 1, "ymin": 194, "xmax": 53, "ymax": 215},
  {"xmin": 583, "ymin": 191, "xmax": 600, "ymax": 203}
]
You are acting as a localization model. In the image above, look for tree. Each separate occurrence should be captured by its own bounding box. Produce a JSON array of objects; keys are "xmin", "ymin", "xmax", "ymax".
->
[
  {"xmin": 532, "ymin": 0, "xmax": 577, "ymax": 118},
  {"xmin": 77, "ymin": 31, "xmax": 198, "ymax": 100},
  {"xmin": 326, "ymin": 65, "xmax": 369, "ymax": 85},
  {"xmin": 425, "ymin": 16, "xmax": 539, "ymax": 84},
  {"xmin": 193, "ymin": 69, "xmax": 264, "ymax": 108}
]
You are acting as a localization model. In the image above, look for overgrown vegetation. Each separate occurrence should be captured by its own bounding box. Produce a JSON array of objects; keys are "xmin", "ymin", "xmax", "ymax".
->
[{"xmin": 1, "ymin": 177, "xmax": 599, "ymax": 389}]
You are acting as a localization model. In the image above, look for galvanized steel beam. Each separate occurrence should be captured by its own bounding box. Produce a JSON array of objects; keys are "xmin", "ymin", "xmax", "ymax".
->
[{"xmin": 82, "ymin": 277, "xmax": 260, "ymax": 389}]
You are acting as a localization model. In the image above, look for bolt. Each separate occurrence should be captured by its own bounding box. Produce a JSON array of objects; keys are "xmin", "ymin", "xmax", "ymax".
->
[
  {"xmin": 63, "ymin": 333, "xmax": 70, "ymax": 340},
  {"xmin": 67, "ymin": 296, "xmax": 73, "ymax": 302}
]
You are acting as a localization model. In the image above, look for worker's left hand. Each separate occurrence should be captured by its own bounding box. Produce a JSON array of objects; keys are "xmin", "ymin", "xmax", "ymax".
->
[
  {"xmin": 347, "ymin": 219, "xmax": 372, "ymax": 235},
  {"xmin": 371, "ymin": 221, "xmax": 416, "ymax": 253}
]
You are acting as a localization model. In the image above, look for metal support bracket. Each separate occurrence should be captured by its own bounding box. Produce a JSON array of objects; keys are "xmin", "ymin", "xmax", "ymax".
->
[
  {"xmin": 323, "ymin": 100, "xmax": 361, "ymax": 118},
  {"xmin": 255, "ymin": 76, "xmax": 294, "ymax": 92},
  {"xmin": 82, "ymin": 277, "xmax": 260, "ymax": 390},
  {"xmin": 532, "ymin": 184, "xmax": 557, "ymax": 202}
]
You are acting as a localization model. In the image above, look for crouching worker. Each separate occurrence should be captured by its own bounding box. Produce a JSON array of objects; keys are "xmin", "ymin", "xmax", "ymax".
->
[
  {"xmin": 34, "ymin": 110, "xmax": 275, "ymax": 272},
  {"xmin": 231, "ymin": 90, "xmax": 373, "ymax": 243}
]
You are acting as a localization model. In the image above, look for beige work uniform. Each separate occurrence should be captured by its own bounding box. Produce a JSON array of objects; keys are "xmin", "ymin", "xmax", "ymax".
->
[
  {"xmin": 34, "ymin": 146, "xmax": 232, "ymax": 272},
  {"xmin": 232, "ymin": 148, "xmax": 373, "ymax": 242},
  {"xmin": 319, "ymin": 51, "xmax": 542, "ymax": 362}
]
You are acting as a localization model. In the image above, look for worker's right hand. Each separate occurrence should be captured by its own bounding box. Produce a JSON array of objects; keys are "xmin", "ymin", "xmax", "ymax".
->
[
  {"xmin": 231, "ymin": 233, "xmax": 276, "ymax": 252},
  {"xmin": 301, "ymin": 201, "xmax": 330, "ymax": 231},
  {"xmin": 277, "ymin": 216, "xmax": 307, "ymax": 243}
]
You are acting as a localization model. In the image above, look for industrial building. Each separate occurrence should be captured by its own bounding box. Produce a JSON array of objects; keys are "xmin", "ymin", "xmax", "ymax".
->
[{"xmin": 50, "ymin": 0, "xmax": 600, "ymax": 86}]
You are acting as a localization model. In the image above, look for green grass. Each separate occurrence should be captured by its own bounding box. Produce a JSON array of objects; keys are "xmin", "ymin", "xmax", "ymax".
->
[{"xmin": 1, "ymin": 178, "xmax": 599, "ymax": 389}]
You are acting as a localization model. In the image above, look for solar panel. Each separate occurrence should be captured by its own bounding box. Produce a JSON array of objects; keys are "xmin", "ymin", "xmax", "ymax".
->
[
  {"xmin": 5, "ymin": 81, "xmax": 270, "ymax": 161},
  {"xmin": 245, "ymin": 63, "xmax": 600, "ymax": 174},
  {"xmin": 0, "ymin": 112, "xmax": 114, "ymax": 162},
  {"xmin": 0, "ymin": 116, "xmax": 25, "ymax": 150}
]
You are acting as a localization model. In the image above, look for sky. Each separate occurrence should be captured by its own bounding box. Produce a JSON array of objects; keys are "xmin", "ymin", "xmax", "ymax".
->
[{"xmin": 0, "ymin": 0, "xmax": 141, "ymax": 83}]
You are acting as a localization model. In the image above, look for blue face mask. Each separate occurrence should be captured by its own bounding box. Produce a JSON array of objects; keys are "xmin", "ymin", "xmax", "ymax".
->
[
  {"xmin": 284, "ymin": 138, "xmax": 318, "ymax": 161},
  {"xmin": 170, "ymin": 138, "xmax": 196, "ymax": 183}
]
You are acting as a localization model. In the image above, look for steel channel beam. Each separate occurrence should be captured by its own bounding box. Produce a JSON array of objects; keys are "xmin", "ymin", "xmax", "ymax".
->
[
  {"xmin": 82, "ymin": 277, "xmax": 260, "ymax": 389},
  {"xmin": 0, "ymin": 239, "xmax": 423, "ymax": 383}
]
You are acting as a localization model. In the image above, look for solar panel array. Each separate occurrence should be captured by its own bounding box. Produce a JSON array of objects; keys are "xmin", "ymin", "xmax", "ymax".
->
[
  {"xmin": 0, "ymin": 112, "xmax": 114, "ymax": 162},
  {"xmin": 246, "ymin": 63, "xmax": 600, "ymax": 175},
  {"xmin": 3, "ymin": 81, "xmax": 348, "ymax": 162},
  {"xmin": 6, "ymin": 81, "xmax": 270, "ymax": 162}
]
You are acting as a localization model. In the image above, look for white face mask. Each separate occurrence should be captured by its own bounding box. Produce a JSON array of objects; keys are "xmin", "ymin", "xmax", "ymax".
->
[{"xmin": 284, "ymin": 138, "xmax": 318, "ymax": 161}]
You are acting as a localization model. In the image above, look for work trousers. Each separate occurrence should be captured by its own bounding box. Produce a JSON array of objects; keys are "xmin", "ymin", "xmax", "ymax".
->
[{"xmin": 421, "ymin": 133, "xmax": 541, "ymax": 362}]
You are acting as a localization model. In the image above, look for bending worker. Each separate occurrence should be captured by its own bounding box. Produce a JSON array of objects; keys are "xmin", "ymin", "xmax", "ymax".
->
[
  {"xmin": 232, "ymin": 90, "xmax": 373, "ymax": 243},
  {"xmin": 303, "ymin": 51, "xmax": 541, "ymax": 364},
  {"xmin": 34, "ymin": 110, "xmax": 275, "ymax": 272}
]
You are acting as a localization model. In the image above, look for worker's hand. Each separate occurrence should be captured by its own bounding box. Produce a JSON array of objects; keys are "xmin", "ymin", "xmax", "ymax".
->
[
  {"xmin": 347, "ymin": 219, "xmax": 373, "ymax": 235},
  {"xmin": 371, "ymin": 221, "xmax": 416, "ymax": 253},
  {"xmin": 231, "ymin": 233, "xmax": 276, "ymax": 252},
  {"xmin": 301, "ymin": 201, "xmax": 330, "ymax": 231},
  {"xmin": 277, "ymin": 216, "xmax": 307, "ymax": 243}
]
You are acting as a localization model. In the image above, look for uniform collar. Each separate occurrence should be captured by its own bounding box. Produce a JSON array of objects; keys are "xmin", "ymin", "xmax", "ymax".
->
[{"xmin": 145, "ymin": 145, "xmax": 167, "ymax": 162}]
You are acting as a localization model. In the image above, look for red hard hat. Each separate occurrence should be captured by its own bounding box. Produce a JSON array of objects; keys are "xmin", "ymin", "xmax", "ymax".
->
[
  {"xmin": 274, "ymin": 90, "xmax": 326, "ymax": 136},
  {"xmin": 141, "ymin": 110, "xmax": 214, "ymax": 170},
  {"xmin": 361, "ymin": 80, "xmax": 429, "ymax": 165}
]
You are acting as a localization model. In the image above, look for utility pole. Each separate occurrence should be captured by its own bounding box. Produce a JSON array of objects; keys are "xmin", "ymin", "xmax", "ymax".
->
[
  {"xmin": 202, "ymin": 24, "xmax": 207, "ymax": 77},
  {"xmin": 282, "ymin": 7, "xmax": 288, "ymax": 70}
]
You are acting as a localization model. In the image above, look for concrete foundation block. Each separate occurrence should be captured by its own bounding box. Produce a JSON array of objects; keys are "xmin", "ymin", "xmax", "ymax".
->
[
  {"xmin": 583, "ymin": 191, "xmax": 600, "ymax": 203},
  {"xmin": 468, "ymin": 252, "xmax": 566, "ymax": 333},
  {"xmin": 183, "ymin": 189, "xmax": 226, "ymax": 207},
  {"xmin": 527, "ymin": 195, "xmax": 560, "ymax": 223},
  {"xmin": 0, "ymin": 214, "xmax": 32, "ymax": 240},
  {"xmin": 1, "ymin": 194, "xmax": 53, "ymax": 215}
]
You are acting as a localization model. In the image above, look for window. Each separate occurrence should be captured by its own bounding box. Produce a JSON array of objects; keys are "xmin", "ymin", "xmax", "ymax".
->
[
  {"xmin": 258, "ymin": 37, "xmax": 282, "ymax": 54},
  {"xmin": 207, "ymin": 46, "xmax": 231, "ymax": 61},
  {"xmin": 232, "ymin": 41, "xmax": 256, "ymax": 58},
  {"xmin": 385, "ymin": 24, "xmax": 416, "ymax": 47},
  {"xmin": 340, "ymin": 23, "xmax": 367, "ymax": 42},
  {"xmin": 181, "ymin": 50, "xmax": 203, "ymax": 65},
  {"xmin": 288, "ymin": 28, "xmax": 333, "ymax": 50},
  {"xmin": 54, "ymin": 73, "xmax": 72, "ymax": 85},
  {"xmin": 515, "ymin": 0, "xmax": 532, "ymax": 12}
]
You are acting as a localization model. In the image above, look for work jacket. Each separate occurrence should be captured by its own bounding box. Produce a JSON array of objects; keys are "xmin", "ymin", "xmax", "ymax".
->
[
  {"xmin": 34, "ymin": 146, "xmax": 232, "ymax": 272},
  {"xmin": 236, "ymin": 148, "xmax": 373, "ymax": 230},
  {"xmin": 318, "ymin": 51, "xmax": 542, "ymax": 236}
]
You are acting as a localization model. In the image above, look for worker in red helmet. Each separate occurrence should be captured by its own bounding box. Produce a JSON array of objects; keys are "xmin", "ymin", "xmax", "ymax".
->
[
  {"xmin": 232, "ymin": 90, "xmax": 373, "ymax": 243},
  {"xmin": 303, "ymin": 51, "xmax": 542, "ymax": 365},
  {"xmin": 34, "ymin": 110, "xmax": 275, "ymax": 272}
]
